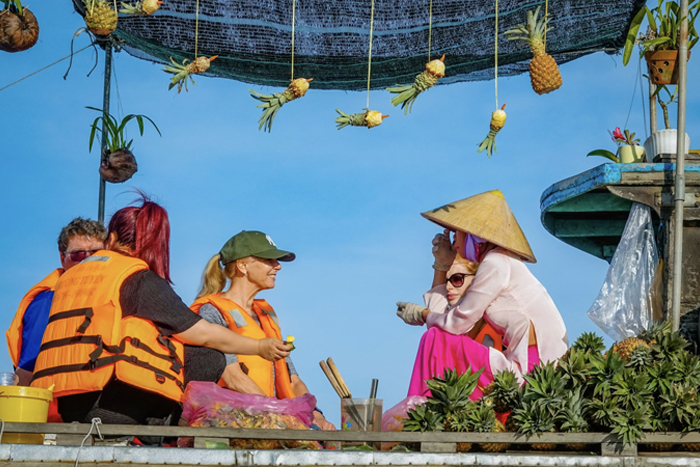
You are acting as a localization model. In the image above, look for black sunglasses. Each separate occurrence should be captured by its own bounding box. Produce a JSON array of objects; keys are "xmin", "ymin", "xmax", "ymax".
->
[
  {"xmin": 63, "ymin": 249, "xmax": 99, "ymax": 262},
  {"xmin": 446, "ymin": 272, "xmax": 475, "ymax": 288}
]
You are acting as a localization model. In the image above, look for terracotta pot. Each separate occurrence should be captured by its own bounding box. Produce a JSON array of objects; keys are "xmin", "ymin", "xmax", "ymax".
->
[
  {"xmin": 99, "ymin": 148, "xmax": 138, "ymax": 183},
  {"xmin": 644, "ymin": 49, "xmax": 691, "ymax": 85}
]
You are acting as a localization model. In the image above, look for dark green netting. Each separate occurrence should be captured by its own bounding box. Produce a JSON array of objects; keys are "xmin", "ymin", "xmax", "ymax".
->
[{"xmin": 74, "ymin": 0, "xmax": 645, "ymax": 91}]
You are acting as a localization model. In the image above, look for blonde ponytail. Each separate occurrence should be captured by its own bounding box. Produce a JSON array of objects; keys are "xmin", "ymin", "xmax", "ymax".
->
[{"xmin": 197, "ymin": 254, "xmax": 228, "ymax": 298}]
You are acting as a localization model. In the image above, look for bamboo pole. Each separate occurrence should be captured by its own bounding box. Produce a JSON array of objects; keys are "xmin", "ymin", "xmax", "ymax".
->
[
  {"xmin": 97, "ymin": 45, "xmax": 112, "ymax": 225},
  {"xmin": 671, "ymin": 0, "xmax": 690, "ymax": 331}
]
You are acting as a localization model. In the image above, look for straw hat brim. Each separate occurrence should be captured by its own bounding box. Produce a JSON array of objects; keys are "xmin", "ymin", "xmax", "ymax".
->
[{"xmin": 421, "ymin": 190, "xmax": 537, "ymax": 263}]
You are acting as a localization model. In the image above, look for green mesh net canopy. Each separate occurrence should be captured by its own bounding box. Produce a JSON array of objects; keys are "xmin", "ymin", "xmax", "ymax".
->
[{"xmin": 75, "ymin": 0, "xmax": 645, "ymax": 91}]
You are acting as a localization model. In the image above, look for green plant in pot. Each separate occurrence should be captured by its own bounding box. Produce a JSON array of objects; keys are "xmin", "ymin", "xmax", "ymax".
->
[
  {"xmin": 0, "ymin": 0, "xmax": 39, "ymax": 52},
  {"xmin": 588, "ymin": 127, "xmax": 645, "ymax": 163},
  {"xmin": 87, "ymin": 107, "xmax": 161, "ymax": 183},
  {"xmin": 622, "ymin": 0, "xmax": 700, "ymax": 84}
]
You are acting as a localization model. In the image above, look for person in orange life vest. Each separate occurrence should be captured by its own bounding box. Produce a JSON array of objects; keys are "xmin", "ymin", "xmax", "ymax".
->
[
  {"xmin": 7, "ymin": 218, "xmax": 106, "ymax": 387},
  {"xmin": 31, "ymin": 196, "xmax": 291, "ymax": 425},
  {"xmin": 186, "ymin": 230, "xmax": 336, "ymax": 431}
]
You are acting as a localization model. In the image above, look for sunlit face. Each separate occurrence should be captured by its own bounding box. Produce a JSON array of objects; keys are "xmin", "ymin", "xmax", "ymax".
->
[
  {"xmin": 445, "ymin": 261, "xmax": 475, "ymax": 306},
  {"xmin": 60, "ymin": 235, "xmax": 105, "ymax": 270},
  {"xmin": 242, "ymin": 256, "xmax": 282, "ymax": 291}
]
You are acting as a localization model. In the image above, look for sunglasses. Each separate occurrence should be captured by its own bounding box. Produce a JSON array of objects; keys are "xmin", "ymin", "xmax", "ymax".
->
[
  {"xmin": 63, "ymin": 249, "xmax": 99, "ymax": 262},
  {"xmin": 446, "ymin": 272, "xmax": 475, "ymax": 288}
]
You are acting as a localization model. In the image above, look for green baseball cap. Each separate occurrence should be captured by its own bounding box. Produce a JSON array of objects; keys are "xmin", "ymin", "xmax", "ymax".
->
[{"xmin": 219, "ymin": 230, "xmax": 296, "ymax": 264}]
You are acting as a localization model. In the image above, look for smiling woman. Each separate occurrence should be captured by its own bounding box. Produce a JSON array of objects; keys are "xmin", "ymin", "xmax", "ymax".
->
[{"xmin": 186, "ymin": 230, "xmax": 336, "ymax": 431}]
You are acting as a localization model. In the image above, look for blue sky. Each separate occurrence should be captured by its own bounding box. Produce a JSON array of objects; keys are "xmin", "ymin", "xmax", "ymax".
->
[{"xmin": 1, "ymin": 1, "xmax": 698, "ymax": 426}]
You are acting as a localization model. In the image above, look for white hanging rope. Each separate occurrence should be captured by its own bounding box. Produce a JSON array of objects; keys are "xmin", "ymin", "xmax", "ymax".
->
[{"xmin": 74, "ymin": 418, "xmax": 104, "ymax": 467}]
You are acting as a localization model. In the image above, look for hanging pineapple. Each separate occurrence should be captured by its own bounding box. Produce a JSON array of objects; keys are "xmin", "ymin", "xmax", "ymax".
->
[
  {"xmin": 250, "ymin": 78, "xmax": 313, "ymax": 132},
  {"xmin": 504, "ymin": 6, "xmax": 562, "ymax": 95},
  {"xmin": 163, "ymin": 55, "xmax": 218, "ymax": 93},
  {"xmin": 83, "ymin": 0, "xmax": 118, "ymax": 36},
  {"xmin": 386, "ymin": 54, "xmax": 445, "ymax": 115},
  {"xmin": 0, "ymin": 0, "xmax": 39, "ymax": 52},
  {"xmin": 119, "ymin": 0, "xmax": 162, "ymax": 16},
  {"xmin": 477, "ymin": 104, "xmax": 506, "ymax": 157},
  {"xmin": 335, "ymin": 109, "xmax": 388, "ymax": 130}
]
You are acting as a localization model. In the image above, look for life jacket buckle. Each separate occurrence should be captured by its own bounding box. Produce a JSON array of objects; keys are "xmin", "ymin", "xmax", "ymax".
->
[
  {"xmin": 128, "ymin": 355, "xmax": 138, "ymax": 364},
  {"xmin": 155, "ymin": 373, "xmax": 166, "ymax": 384},
  {"xmin": 130, "ymin": 337, "xmax": 141, "ymax": 348}
]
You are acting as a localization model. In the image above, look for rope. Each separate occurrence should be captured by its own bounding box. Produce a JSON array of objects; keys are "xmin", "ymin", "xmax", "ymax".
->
[
  {"xmin": 0, "ymin": 45, "xmax": 92, "ymax": 93},
  {"xmin": 194, "ymin": 0, "xmax": 200, "ymax": 58},
  {"xmin": 291, "ymin": 0, "xmax": 296, "ymax": 81},
  {"xmin": 639, "ymin": 57, "xmax": 648, "ymax": 140},
  {"xmin": 366, "ymin": 0, "xmax": 376, "ymax": 108},
  {"xmin": 74, "ymin": 418, "xmax": 103, "ymax": 467},
  {"xmin": 494, "ymin": 0, "xmax": 499, "ymax": 109},
  {"xmin": 544, "ymin": 0, "xmax": 549, "ymax": 48},
  {"xmin": 63, "ymin": 28, "xmax": 99, "ymax": 80},
  {"xmin": 427, "ymin": 0, "xmax": 433, "ymax": 61}
]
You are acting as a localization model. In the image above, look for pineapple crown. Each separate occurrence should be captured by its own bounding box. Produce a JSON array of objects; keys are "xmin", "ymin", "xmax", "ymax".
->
[
  {"xmin": 504, "ymin": 6, "xmax": 551, "ymax": 46},
  {"xmin": 487, "ymin": 370, "xmax": 522, "ymax": 409},
  {"xmin": 610, "ymin": 404, "xmax": 651, "ymax": 445},
  {"xmin": 403, "ymin": 404, "xmax": 445, "ymax": 433},
  {"xmin": 557, "ymin": 348, "xmax": 590, "ymax": 389},
  {"xmin": 425, "ymin": 367, "xmax": 483, "ymax": 416},
  {"xmin": 571, "ymin": 332, "xmax": 606, "ymax": 355},
  {"xmin": 513, "ymin": 400, "xmax": 556, "ymax": 435},
  {"xmin": 554, "ymin": 387, "xmax": 589, "ymax": 433},
  {"xmin": 660, "ymin": 384, "xmax": 699, "ymax": 429},
  {"xmin": 465, "ymin": 400, "xmax": 497, "ymax": 433},
  {"xmin": 522, "ymin": 361, "xmax": 566, "ymax": 403}
]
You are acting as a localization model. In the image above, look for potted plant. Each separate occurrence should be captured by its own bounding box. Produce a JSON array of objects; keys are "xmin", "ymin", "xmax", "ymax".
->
[
  {"xmin": 643, "ymin": 84, "xmax": 692, "ymax": 161},
  {"xmin": 588, "ymin": 127, "xmax": 646, "ymax": 163},
  {"xmin": 87, "ymin": 107, "xmax": 161, "ymax": 183},
  {"xmin": 0, "ymin": 0, "xmax": 39, "ymax": 52},
  {"xmin": 622, "ymin": 0, "xmax": 700, "ymax": 84}
]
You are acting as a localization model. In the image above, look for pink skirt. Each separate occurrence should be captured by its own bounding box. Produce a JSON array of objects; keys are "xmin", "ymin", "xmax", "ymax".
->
[{"xmin": 407, "ymin": 327, "xmax": 539, "ymax": 400}]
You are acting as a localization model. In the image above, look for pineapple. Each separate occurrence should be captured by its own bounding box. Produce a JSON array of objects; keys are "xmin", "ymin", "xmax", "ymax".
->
[
  {"xmin": 570, "ymin": 332, "xmax": 607, "ymax": 356},
  {"xmin": 163, "ymin": 55, "xmax": 218, "ymax": 93},
  {"xmin": 119, "ymin": 0, "xmax": 162, "ymax": 16},
  {"xmin": 512, "ymin": 400, "xmax": 557, "ymax": 451},
  {"xmin": 521, "ymin": 361, "xmax": 566, "ymax": 404},
  {"xmin": 557, "ymin": 348, "xmax": 590, "ymax": 389},
  {"xmin": 446, "ymin": 409, "xmax": 473, "ymax": 452},
  {"xmin": 386, "ymin": 54, "xmax": 445, "ymax": 115},
  {"xmin": 335, "ymin": 109, "xmax": 389, "ymax": 130},
  {"xmin": 555, "ymin": 387, "xmax": 589, "ymax": 451},
  {"xmin": 466, "ymin": 400, "xmax": 509, "ymax": 452},
  {"xmin": 425, "ymin": 368, "xmax": 483, "ymax": 421},
  {"xmin": 610, "ymin": 337, "xmax": 649, "ymax": 361},
  {"xmin": 504, "ymin": 6, "xmax": 562, "ymax": 95},
  {"xmin": 483, "ymin": 370, "xmax": 521, "ymax": 414},
  {"xmin": 250, "ymin": 78, "xmax": 313, "ymax": 132},
  {"xmin": 83, "ymin": 0, "xmax": 118, "ymax": 36},
  {"xmin": 403, "ymin": 403, "xmax": 444, "ymax": 433},
  {"xmin": 477, "ymin": 104, "xmax": 506, "ymax": 157}
]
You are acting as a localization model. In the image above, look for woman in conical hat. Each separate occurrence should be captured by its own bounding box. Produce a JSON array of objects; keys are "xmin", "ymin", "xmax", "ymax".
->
[{"xmin": 397, "ymin": 190, "xmax": 568, "ymax": 397}]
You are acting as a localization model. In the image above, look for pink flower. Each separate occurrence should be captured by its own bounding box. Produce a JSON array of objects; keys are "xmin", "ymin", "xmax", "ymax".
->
[{"xmin": 612, "ymin": 127, "xmax": 625, "ymax": 143}]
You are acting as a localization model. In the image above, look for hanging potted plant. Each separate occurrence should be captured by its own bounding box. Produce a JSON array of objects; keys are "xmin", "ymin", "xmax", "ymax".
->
[
  {"xmin": 622, "ymin": 0, "xmax": 699, "ymax": 85},
  {"xmin": 0, "ymin": 0, "xmax": 39, "ymax": 52},
  {"xmin": 587, "ymin": 127, "xmax": 645, "ymax": 164},
  {"xmin": 87, "ymin": 107, "xmax": 161, "ymax": 183},
  {"xmin": 643, "ymin": 85, "xmax": 692, "ymax": 161}
]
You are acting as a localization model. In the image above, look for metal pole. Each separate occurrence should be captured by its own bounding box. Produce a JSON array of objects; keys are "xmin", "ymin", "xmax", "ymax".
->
[
  {"xmin": 97, "ymin": 45, "xmax": 112, "ymax": 225},
  {"xmin": 671, "ymin": 0, "xmax": 689, "ymax": 331}
]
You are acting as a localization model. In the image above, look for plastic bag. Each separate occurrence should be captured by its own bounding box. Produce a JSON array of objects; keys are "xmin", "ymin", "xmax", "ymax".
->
[
  {"xmin": 381, "ymin": 396, "xmax": 428, "ymax": 432},
  {"xmin": 587, "ymin": 203, "xmax": 659, "ymax": 341},
  {"xmin": 179, "ymin": 381, "xmax": 322, "ymax": 449}
]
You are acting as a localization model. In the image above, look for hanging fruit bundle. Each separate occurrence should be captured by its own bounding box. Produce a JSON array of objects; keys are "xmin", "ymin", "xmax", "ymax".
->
[
  {"xmin": 504, "ymin": 6, "xmax": 562, "ymax": 95},
  {"xmin": 386, "ymin": 54, "xmax": 445, "ymax": 114},
  {"xmin": 335, "ymin": 109, "xmax": 388, "ymax": 130},
  {"xmin": 86, "ymin": 106, "xmax": 161, "ymax": 183},
  {"xmin": 477, "ymin": 104, "xmax": 506, "ymax": 157},
  {"xmin": 119, "ymin": 0, "xmax": 162, "ymax": 16},
  {"xmin": 0, "ymin": 0, "xmax": 39, "ymax": 52},
  {"xmin": 163, "ymin": 55, "xmax": 218, "ymax": 93},
  {"xmin": 83, "ymin": 0, "xmax": 118, "ymax": 36},
  {"xmin": 250, "ymin": 78, "xmax": 313, "ymax": 132}
]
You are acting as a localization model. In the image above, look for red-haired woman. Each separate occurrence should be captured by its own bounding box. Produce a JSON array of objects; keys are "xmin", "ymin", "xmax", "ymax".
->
[{"xmin": 31, "ymin": 196, "xmax": 291, "ymax": 426}]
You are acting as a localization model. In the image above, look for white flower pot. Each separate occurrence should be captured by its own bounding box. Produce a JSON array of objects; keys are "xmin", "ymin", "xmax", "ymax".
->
[{"xmin": 643, "ymin": 129, "xmax": 691, "ymax": 161}]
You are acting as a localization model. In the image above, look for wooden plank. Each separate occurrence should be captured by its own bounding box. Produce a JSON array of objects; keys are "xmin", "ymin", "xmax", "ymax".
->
[
  {"xmin": 553, "ymin": 219, "xmax": 627, "ymax": 238},
  {"xmin": 547, "ymin": 193, "xmax": 633, "ymax": 213},
  {"xmin": 193, "ymin": 437, "xmax": 229, "ymax": 449},
  {"xmin": 420, "ymin": 442, "xmax": 456, "ymax": 453}
]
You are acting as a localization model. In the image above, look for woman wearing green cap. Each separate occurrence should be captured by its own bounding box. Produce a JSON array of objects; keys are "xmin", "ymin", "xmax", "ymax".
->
[{"xmin": 185, "ymin": 230, "xmax": 336, "ymax": 431}]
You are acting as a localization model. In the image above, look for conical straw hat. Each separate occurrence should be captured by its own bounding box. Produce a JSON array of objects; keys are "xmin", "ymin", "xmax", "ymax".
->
[{"xmin": 421, "ymin": 190, "xmax": 536, "ymax": 263}]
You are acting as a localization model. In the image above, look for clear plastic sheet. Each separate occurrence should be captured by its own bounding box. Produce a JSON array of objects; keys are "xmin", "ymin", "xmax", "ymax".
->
[{"xmin": 587, "ymin": 203, "xmax": 659, "ymax": 341}]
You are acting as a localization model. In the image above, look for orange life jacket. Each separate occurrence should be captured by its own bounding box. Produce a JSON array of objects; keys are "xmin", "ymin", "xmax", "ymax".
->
[
  {"xmin": 31, "ymin": 250, "xmax": 185, "ymax": 402},
  {"xmin": 190, "ymin": 294, "xmax": 295, "ymax": 399},
  {"xmin": 6, "ymin": 269, "xmax": 64, "ymax": 368},
  {"xmin": 475, "ymin": 322, "xmax": 503, "ymax": 351}
]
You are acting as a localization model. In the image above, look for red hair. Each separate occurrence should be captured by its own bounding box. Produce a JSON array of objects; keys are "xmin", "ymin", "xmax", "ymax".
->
[{"xmin": 107, "ymin": 194, "xmax": 171, "ymax": 282}]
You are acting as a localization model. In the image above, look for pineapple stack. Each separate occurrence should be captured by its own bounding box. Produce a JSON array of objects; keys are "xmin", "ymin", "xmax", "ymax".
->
[
  {"xmin": 504, "ymin": 6, "xmax": 562, "ymax": 95},
  {"xmin": 402, "ymin": 324, "xmax": 700, "ymax": 453}
]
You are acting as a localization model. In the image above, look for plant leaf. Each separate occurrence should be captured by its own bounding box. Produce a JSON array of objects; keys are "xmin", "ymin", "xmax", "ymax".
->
[{"xmin": 587, "ymin": 150, "xmax": 619, "ymax": 163}]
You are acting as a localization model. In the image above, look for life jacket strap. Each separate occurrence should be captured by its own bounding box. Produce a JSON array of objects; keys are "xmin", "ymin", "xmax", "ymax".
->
[{"xmin": 47, "ymin": 307, "xmax": 94, "ymax": 334}]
